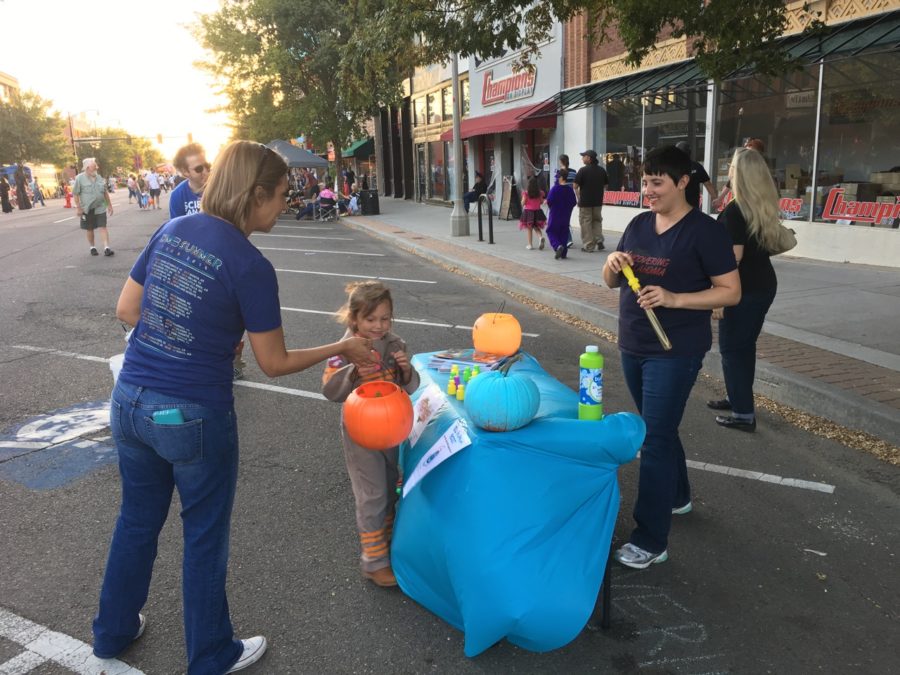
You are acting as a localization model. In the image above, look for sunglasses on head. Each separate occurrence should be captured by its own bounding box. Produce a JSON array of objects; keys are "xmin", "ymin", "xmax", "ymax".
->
[{"xmin": 192, "ymin": 163, "xmax": 211, "ymax": 174}]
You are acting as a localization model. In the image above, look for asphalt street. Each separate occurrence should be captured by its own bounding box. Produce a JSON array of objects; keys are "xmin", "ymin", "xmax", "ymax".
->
[{"xmin": 0, "ymin": 191, "xmax": 898, "ymax": 674}]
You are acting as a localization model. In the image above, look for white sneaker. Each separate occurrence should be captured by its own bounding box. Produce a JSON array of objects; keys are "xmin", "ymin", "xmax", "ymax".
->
[
  {"xmin": 525, "ymin": 244, "xmax": 533, "ymax": 250},
  {"xmin": 672, "ymin": 501, "xmax": 693, "ymax": 515},
  {"xmin": 134, "ymin": 613, "xmax": 146, "ymax": 640},
  {"xmin": 614, "ymin": 543, "xmax": 668, "ymax": 569},
  {"xmin": 226, "ymin": 636, "xmax": 267, "ymax": 673}
]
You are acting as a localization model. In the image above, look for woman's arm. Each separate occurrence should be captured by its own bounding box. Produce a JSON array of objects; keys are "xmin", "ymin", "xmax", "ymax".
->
[
  {"xmin": 116, "ymin": 277, "xmax": 143, "ymax": 326},
  {"xmin": 247, "ymin": 327, "xmax": 373, "ymax": 378},
  {"xmin": 602, "ymin": 251, "xmax": 634, "ymax": 289},
  {"xmin": 639, "ymin": 269, "xmax": 741, "ymax": 311},
  {"xmin": 732, "ymin": 244, "xmax": 744, "ymax": 265}
]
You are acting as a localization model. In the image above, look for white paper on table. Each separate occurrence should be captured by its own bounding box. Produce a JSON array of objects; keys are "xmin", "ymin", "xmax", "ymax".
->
[
  {"xmin": 402, "ymin": 418, "xmax": 471, "ymax": 498},
  {"xmin": 407, "ymin": 383, "xmax": 447, "ymax": 448}
]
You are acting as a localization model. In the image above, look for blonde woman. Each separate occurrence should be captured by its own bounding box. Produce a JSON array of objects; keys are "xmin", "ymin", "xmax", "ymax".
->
[{"xmin": 708, "ymin": 147, "xmax": 781, "ymax": 432}]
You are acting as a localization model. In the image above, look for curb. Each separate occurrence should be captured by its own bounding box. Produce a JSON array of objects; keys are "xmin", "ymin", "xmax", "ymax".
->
[{"xmin": 346, "ymin": 217, "xmax": 899, "ymax": 447}]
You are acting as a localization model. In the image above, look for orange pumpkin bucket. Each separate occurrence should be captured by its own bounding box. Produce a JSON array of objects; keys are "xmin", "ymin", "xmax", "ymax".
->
[
  {"xmin": 472, "ymin": 312, "xmax": 522, "ymax": 356},
  {"xmin": 343, "ymin": 381, "xmax": 414, "ymax": 451}
]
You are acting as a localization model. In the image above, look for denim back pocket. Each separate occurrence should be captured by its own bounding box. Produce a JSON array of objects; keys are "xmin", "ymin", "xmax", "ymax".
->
[{"xmin": 143, "ymin": 416, "xmax": 203, "ymax": 465}]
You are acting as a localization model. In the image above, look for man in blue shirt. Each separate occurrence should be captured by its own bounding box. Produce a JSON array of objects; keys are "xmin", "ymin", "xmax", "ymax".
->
[{"xmin": 169, "ymin": 143, "xmax": 209, "ymax": 219}]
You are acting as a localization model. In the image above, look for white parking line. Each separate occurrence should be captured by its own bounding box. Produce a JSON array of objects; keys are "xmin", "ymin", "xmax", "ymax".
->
[
  {"xmin": 0, "ymin": 607, "xmax": 144, "ymax": 674},
  {"xmin": 274, "ymin": 268, "xmax": 432, "ymax": 284},
  {"xmin": 272, "ymin": 224, "xmax": 336, "ymax": 230},
  {"xmin": 253, "ymin": 233, "xmax": 353, "ymax": 241},
  {"xmin": 280, "ymin": 307, "xmax": 540, "ymax": 336},
  {"xmin": 259, "ymin": 246, "xmax": 383, "ymax": 257},
  {"xmin": 53, "ymin": 217, "xmax": 76, "ymax": 224},
  {"xmin": 8, "ymin": 345, "xmax": 832, "ymax": 494}
]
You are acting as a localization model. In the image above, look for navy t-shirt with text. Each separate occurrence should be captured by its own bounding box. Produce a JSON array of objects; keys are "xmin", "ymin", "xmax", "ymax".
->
[
  {"xmin": 169, "ymin": 179, "xmax": 202, "ymax": 219},
  {"xmin": 616, "ymin": 209, "xmax": 736, "ymax": 357},
  {"xmin": 119, "ymin": 213, "xmax": 282, "ymax": 408}
]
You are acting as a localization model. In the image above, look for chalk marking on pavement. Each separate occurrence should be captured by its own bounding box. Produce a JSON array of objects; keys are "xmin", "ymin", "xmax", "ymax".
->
[
  {"xmin": 259, "ymin": 246, "xmax": 383, "ymax": 257},
  {"xmin": 0, "ymin": 606, "xmax": 145, "ymax": 674},
  {"xmin": 12, "ymin": 345, "xmax": 109, "ymax": 363},
  {"xmin": 253, "ymin": 233, "xmax": 353, "ymax": 241},
  {"xmin": 234, "ymin": 380, "xmax": 326, "ymax": 400},
  {"xmin": 685, "ymin": 459, "xmax": 835, "ymax": 493},
  {"xmin": 53, "ymin": 216, "xmax": 76, "ymax": 224},
  {"xmin": 274, "ymin": 267, "xmax": 432, "ymax": 284},
  {"xmin": 279, "ymin": 306, "xmax": 540, "ymax": 336}
]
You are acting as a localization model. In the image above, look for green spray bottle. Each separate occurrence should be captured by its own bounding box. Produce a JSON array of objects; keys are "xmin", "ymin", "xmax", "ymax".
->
[{"xmin": 578, "ymin": 346, "xmax": 603, "ymax": 420}]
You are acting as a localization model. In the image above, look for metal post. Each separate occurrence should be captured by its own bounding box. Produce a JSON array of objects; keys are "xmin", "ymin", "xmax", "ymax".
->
[
  {"xmin": 809, "ymin": 60, "xmax": 825, "ymax": 223},
  {"xmin": 477, "ymin": 196, "xmax": 484, "ymax": 241},
  {"xmin": 450, "ymin": 54, "xmax": 469, "ymax": 236},
  {"xmin": 703, "ymin": 80, "xmax": 719, "ymax": 214}
]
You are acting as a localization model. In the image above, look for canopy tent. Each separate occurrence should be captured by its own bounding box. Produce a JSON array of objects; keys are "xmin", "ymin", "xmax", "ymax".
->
[{"xmin": 266, "ymin": 139, "xmax": 329, "ymax": 169}]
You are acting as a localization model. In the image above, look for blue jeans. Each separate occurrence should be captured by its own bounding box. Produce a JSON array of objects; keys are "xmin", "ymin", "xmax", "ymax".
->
[
  {"xmin": 621, "ymin": 352, "xmax": 703, "ymax": 554},
  {"xmin": 718, "ymin": 288, "xmax": 776, "ymax": 416},
  {"xmin": 93, "ymin": 381, "xmax": 243, "ymax": 674}
]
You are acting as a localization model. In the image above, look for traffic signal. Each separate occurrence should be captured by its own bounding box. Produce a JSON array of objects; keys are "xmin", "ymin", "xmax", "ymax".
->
[
  {"xmin": 187, "ymin": 133, "xmax": 193, "ymax": 143},
  {"xmin": 157, "ymin": 134, "xmax": 163, "ymax": 144}
]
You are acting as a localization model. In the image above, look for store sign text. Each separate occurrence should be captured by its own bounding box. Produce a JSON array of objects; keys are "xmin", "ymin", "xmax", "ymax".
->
[
  {"xmin": 822, "ymin": 188, "xmax": 900, "ymax": 225},
  {"xmin": 482, "ymin": 69, "xmax": 537, "ymax": 106}
]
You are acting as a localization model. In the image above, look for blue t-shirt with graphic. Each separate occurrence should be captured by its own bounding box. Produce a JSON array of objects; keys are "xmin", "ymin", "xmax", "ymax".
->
[
  {"xmin": 616, "ymin": 209, "xmax": 736, "ymax": 357},
  {"xmin": 119, "ymin": 213, "xmax": 282, "ymax": 408},
  {"xmin": 169, "ymin": 179, "xmax": 202, "ymax": 219}
]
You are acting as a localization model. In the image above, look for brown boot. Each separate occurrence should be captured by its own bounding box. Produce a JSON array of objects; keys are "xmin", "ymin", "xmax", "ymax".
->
[{"xmin": 363, "ymin": 566, "xmax": 397, "ymax": 587}]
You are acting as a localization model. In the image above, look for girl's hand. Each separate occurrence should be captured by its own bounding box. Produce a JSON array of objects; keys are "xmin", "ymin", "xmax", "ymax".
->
[
  {"xmin": 638, "ymin": 285, "xmax": 675, "ymax": 309},
  {"xmin": 604, "ymin": 251, "xmax": 633, "ymax": 274},
  {"xmin": 391, "ymin": 349, "xmax": 411, "ymax": 377},
  {"xmin": 712, "ymin": 308, "xmax": 724, "ymax": 321},
  {"xmin": 355, "ymin": 349, "xmax": 382, "ymax": 377}
]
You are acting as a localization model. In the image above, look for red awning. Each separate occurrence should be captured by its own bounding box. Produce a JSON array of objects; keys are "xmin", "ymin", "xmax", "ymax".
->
[{"xmin": 440, "ymin": 103, "xmax": 557, "ymax": 141}]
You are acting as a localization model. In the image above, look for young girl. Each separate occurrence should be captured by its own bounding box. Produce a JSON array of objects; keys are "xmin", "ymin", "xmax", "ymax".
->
[
  {"xmin": 519, "ymin": 176, "xmax": 547, "ymax": 250},
  {"xmin": 322, "ymin": 281, "xmax": 420, "ymax": 587}
]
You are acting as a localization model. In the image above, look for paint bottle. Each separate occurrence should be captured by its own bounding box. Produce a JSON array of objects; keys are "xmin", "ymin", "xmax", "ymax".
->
[
  {"xmin": 447, "ymin": 378, "xmax": 457, "ymax": 396},
  {"xmin": 456, "ymin": 384, "xmax": 465, "ymax": 401},
  {"xmin": 578, "ymin": 346, "xmax": 603, "ymax": 420}
]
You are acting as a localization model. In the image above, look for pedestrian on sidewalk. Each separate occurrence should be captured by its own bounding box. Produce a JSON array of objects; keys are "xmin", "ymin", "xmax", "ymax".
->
[
  {"xmin": 602, "ymin": 145, "xmax": 740, "ymax": 570},
  {"xmin": 519, "ymin": 177, "xmax": 547, "ymax": 250},
  {"xmin": 0, "ymin": 176, "xmax": 13, "ymax": 213},
  {"xmin": 72, "ymin": 158, "xmax": 114, "ymax": 257},
  {"xmin": 30, "ymin": 178, "xmax": 46, "ymax": 206},
  {"xmin": 92, "ymin": 140, "xmax": 377, "ymax": 674},
  {"xmin": 322, "ymin": 281, "xmax": 420, "ymax": 588},
  {"xmin": 709, "ymin": 147, "xmax": 782, "ymax": 433},
  {"xmin": 546, "ymin": 167, "xmax": 576, "ymax": 259},
  {"xmin": 574, "ymin": 149, "xmax": 608, "ymax": 251}
]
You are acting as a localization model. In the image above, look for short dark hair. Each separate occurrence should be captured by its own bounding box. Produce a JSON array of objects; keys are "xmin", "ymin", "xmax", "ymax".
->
[
  {"xmin": 642, "ymin": 146, "xmax": 691, "ymax": 185},
  {"xmin": 173, "ymin": 143, "xmax": 206, "ymax": 171},
  {"xmin": 559, "ymin": 154, "xmax": 570, "ymax": 168}
]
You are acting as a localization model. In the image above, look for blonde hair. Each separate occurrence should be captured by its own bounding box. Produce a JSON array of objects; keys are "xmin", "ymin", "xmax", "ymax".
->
[
  {"xmin": 201, "ymin": 140, "xmax": 286, "ymax": 235},
  {"xmin": 730, "ymin": 148, "xmax": 782, "ymax": 252},
  {"xmin": 335, "ymin": 281, "xmax": 393, "ymax": 332}
]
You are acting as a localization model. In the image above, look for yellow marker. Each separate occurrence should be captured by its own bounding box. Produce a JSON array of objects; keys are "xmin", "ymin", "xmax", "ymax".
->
[
  {"xmin": 447, "ymin": 378, "xmax": 457, "ymax": 395},
  {"xmin": 621, "ymin": 264, "xmax": 673, "ymax": 351},
  {"xmin": 456, "ymin": 384, "xmax": 465, "ymax": 401}
]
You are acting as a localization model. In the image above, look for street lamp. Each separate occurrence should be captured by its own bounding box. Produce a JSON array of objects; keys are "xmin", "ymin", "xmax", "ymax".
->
[{"xmin": 449, "ymin": 53, "xmax": 469, "ymax": 236}]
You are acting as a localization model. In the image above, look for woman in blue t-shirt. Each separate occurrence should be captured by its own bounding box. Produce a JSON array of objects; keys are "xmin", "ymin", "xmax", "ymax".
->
[
  {"xmin": 602, "ymin": 146, "xmax": 741, "ymax": 570},
  {"xmin": 92, "ymin": 141, "xmax": 375, "ymax": 674},
  {"xmin": 708, "ymin": 147, "xmax": 782, "ymax": 432}
]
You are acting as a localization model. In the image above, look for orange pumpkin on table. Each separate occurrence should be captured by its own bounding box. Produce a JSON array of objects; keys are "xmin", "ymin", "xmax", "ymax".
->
[{"xmin": 472, "ymin": 313, "xmax": 521, "ymax": 357}]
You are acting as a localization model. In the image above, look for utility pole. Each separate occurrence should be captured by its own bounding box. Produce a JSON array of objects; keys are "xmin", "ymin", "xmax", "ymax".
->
[{"xmin": 449, "ymin": 53, "xmax": 469, "ymax": 236}]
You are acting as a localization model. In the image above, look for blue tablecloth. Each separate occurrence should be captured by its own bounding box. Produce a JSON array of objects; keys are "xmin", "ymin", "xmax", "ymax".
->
[{"xmin": 393, "ymin": 352, "xmax": 645, "ymax": 657}]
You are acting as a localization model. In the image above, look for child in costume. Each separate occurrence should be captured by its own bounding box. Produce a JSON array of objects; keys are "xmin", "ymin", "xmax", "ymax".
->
[
  {"xmin": 519, "ymin": 176, "xmax": 547, "ymax": 250},
  {"xmin": 322, "ymin": 281, "xmax": 420, "ymax": 587}
]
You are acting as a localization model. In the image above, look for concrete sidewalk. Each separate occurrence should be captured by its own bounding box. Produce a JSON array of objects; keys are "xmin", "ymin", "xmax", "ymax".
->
[{"xmin": 342, "ymin": 197, "xmax": 899, "ymax": 447}]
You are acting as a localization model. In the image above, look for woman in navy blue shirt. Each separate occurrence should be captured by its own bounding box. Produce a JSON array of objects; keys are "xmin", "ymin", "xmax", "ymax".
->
[
  {"xmin": 93, "ymin": 141, "xmax": 374, "ymax": 674},
  {"xmin": 602, "ymin": 146, "xmax": 740, "ymax": 570},
  {"xmin": 708, "ymin": 147, "xmax": 782, "ymax": 432}
]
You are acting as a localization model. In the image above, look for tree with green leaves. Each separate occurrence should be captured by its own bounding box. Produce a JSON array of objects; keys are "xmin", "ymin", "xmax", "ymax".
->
[
  {"xmin": 367, "ymin": 0, "xmax": 823, "ymax": 81},
  {"xmin": 195, "ymin": 0, "xmax": 413, "ymax": 181},
  {"xmin": 0, "ymin": 91, "xmax": 70, "ymax": 166},
  {"xmin": 76, "ymin": 129, "xmax": 164, "ymax": 177}
]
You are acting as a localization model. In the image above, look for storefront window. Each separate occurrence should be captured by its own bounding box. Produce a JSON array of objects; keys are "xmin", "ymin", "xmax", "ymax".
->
[
  {"xmin": 598, "ymin": 96, "xmax": 645, "ymax": 206},
  {"xmin": 414, "ymin": 97, "xmax": 426, "ymax": 127},
  {"xmin": 442, "ymin": 87, "xmax": 453, "ymax": 121},
  {"xmin": 427, "ymin": 92, "xmax": 441, "ymax": 124},
  {"xmin": 462, "ymin": 79, "xmax": 470, "ymax": 117},
  {"xmin": 815, "ymin": 53, "xmax": 900, "ymax": 228},
  {"xmin": 428, "ymin": 140, "xmax": 446, "ymax": 199},
  {"xmin": 716, "ymin": 66, "xmax": 819, "ymax": 219}
]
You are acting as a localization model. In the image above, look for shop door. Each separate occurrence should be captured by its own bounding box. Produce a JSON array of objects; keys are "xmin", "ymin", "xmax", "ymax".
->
[{"xmin": 416, "ymin": 144, "xmax": 426, "ymax": 201}]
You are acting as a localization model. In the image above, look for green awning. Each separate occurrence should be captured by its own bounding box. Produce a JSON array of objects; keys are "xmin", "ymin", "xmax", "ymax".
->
[
  {"xmin": 529, "ymin": 9, "xmax": 900, "ymax": 116},
  {"xmin": 342, "ymin": 138, "xmax": 374, "ymax": 159}
]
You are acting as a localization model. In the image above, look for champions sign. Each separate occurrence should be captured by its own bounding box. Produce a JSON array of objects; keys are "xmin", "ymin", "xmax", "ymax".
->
[
  {"xmin": 482, "ymin": 69, "xmax": 537, "ymax": 106},
  {"xmin": 821, "ymin": 188, "xmax": 900, "ymax": 226}
]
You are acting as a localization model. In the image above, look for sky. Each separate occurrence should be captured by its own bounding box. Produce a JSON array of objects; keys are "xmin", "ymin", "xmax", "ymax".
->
[{"xmin": 0, "ymin": 0, "xmax": 232, "ymax": 162}]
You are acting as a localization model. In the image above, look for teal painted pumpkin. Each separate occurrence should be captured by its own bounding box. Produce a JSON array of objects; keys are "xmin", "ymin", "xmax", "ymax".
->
[{"xmin": 464, "ymin": 369, "xmax": 540, "ymax": 432}]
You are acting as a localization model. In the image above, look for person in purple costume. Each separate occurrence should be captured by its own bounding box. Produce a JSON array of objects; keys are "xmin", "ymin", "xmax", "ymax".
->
[{"xmin": 546, "ymin": 169, "xmax": 577, "ymax": 259}]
